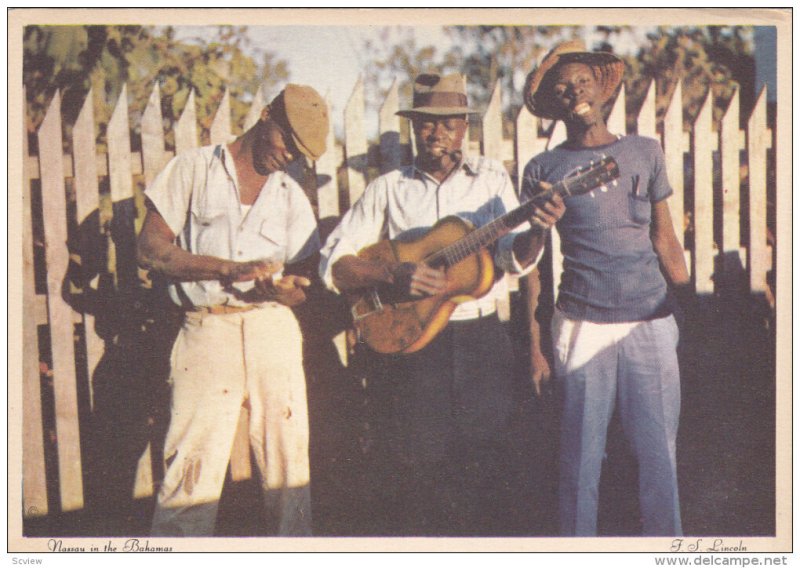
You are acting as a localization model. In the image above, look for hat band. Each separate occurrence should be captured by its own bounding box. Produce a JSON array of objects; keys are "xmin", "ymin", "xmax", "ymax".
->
[{"xmin": 412, "ymin": 91, "xmax": 468, "ymax": 110}]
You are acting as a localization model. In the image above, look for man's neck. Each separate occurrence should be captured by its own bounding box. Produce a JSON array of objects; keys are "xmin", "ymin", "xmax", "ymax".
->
[
  {"xmin": 227, "ymin": 131, "xmax": 269, "ymax": 204},
  {"xmin": 416, "ymin": 151, "xmax": 462, "ymax": 183},
  {"xmin": 564, "ymin": 121, "xmax": 617, "ymax": 149}
]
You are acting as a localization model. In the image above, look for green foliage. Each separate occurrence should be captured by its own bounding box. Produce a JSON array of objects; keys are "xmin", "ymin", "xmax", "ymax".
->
[
  {"xmin": 615, "ymin": 26, "xmax": 754, "ymax": 130},
  {"xmin": 23, "ymin": 25, "xmax": 289, "ymax": 150},
  {"xmin": 359, "ymin": 25, "xmax": 754, "ymax": 138}
]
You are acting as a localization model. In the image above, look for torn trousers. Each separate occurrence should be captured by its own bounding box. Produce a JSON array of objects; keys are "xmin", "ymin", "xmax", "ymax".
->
[{"xmin": 151, "ymin": 304, "xmax": 312, "ymax": 536}]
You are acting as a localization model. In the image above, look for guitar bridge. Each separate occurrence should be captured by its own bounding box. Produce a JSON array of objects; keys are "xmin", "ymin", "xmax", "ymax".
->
[{"xmin": 351, "ymin": 289, "xmax": 384, "ymax": 322}]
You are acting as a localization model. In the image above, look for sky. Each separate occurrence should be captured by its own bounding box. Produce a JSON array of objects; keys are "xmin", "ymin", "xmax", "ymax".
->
[
  {"xmin": 172, "ymin": 25, "xmax": 454, "ymax": 136},
  {"xmin": 171, "ymin": 24, "xmax": 777, "ymax": 138}
]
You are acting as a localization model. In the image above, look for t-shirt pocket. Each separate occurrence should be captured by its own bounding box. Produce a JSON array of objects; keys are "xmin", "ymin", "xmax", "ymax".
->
[{"xmin": 628, "ymin": 174, "xmax": 651, "ymax": 225}]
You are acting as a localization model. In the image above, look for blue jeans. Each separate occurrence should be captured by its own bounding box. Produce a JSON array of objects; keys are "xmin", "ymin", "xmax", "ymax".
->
[{"xmin": 552, "ymin": 310, "xmax": 682, "ymax": 536}]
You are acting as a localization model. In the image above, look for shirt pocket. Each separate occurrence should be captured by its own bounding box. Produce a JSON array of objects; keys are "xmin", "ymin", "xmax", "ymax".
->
[
  {"xmin": 257, "ymin": 220, "xmax": 287, "ymax": 260},
  {"xmin": 627, "ymin": 174, "xmax": 651, "ymax": 225},
  {"xmin": 191, "ymin": 209, "xmax": 228, "ymax": 257}
]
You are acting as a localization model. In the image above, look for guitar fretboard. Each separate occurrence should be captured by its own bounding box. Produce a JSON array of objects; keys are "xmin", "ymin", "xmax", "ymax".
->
[{"xmin": 425, "ymin": 182, "xmax": 565, "ymax": 268}]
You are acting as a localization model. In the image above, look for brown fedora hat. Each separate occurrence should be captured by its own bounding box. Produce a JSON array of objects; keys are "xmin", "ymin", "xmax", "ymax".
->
[
  {"xmin": 523, "ymin": 40, "xmax": 625, "ymax": 120},
  {"xmin": 396, "ymin": 73, "xmax": 478, "ymax": 118}
]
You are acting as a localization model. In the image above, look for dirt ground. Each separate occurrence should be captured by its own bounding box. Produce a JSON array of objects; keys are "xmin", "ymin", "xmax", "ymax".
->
[{"xmin": 22, "ymin": 290, "xmax": 776, "ymax": 541}]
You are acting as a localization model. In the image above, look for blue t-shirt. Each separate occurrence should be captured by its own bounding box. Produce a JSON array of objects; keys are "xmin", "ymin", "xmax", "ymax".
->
[{"xmin": 522, "ymin": 135, "xmax": 673, "ymax": 323}]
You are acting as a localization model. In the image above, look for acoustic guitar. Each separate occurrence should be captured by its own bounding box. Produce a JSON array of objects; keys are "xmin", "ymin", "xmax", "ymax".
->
[{"xmin": 347, "ymin": 156, "xmax": 620, "ymax": 354}]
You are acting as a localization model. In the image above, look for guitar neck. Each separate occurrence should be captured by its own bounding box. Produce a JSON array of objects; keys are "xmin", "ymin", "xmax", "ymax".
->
[{"xmin": 427, "ymin": 181, "xmax": 568, "ymax": 268}]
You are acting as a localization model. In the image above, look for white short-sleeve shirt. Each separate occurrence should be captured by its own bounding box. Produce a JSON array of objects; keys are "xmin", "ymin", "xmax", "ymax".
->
[
  {"xmin": 319, "ymin": 156, "xmax": 537, "ymax": 320},
  {"xmin": 145, "ymin": 144, "xmax": 320, "ymax": 308}
]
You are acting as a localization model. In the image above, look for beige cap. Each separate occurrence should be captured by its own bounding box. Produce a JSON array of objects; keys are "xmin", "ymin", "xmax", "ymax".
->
[
  {"xmin": 283, "ymin": 84, "xmax": 329, "ymax": 161},
  {"xmin": 523, "ymin": 40, "xmax": 625, "ymax": 120}
]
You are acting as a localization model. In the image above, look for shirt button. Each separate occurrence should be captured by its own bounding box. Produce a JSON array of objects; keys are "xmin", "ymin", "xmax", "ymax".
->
[{"xmin": 237, "ymin": 251, "xmax": 243, "ymax": 256}]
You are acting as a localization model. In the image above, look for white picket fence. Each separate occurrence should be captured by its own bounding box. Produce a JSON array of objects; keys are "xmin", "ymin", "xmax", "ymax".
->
[{"xmin": 22, "ymin": 75, "xmax": 774, "ymax": 518}]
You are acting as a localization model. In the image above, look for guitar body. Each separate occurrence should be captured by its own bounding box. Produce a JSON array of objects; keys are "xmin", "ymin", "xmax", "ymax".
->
[
  {"xmin": 345, "ymin": 156, "xmax": 620, "ymax": 355},
  {"xmin": 348, "ymin": 216, "xmax": 495, "ymax": 354}
]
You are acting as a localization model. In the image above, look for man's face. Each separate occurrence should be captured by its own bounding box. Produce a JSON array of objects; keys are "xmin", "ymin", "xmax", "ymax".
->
[
  {"xmin": 412, "ymin": 114, "xmax": 468, "ymax": 162},
  {"xmin": 550, "ymin": 62, "xmax": 604, "ymax": 125},
  {"xmin": 252, "ymin": 118, "xmax": 299, "ymax": 176}
]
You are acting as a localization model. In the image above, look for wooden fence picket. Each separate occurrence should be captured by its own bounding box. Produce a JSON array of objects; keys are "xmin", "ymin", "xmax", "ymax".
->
[
  {"xmin": 210, "ymin": 89, "xmax": 232, "ymax": 145},
  {"xmin": 39, "ymin": 92, "xmax": 84, "ymax": 512},
  {"xmin": 692, "ymin": 91, "xmax": 716, "ymax": 296},
  {"xmin": 607, "ymin": 84, "xmax": 626, "ymax": 136},
  {"xmin": 174, "ymin": 90, "xmax": 199, "ymax": 157},
  {"xmin": 747, "ymin": 87, "xmax": 771, "ymax": 295},
  {"xmin": 720, "ymin": 87, "xmax": 744, "ymax": 279},
  {"xmin": 547, "ymin": 120, "xmax": 567, "ymax": 300},
  {"xmin": 663, "ymin": 81, "xmax": 687, "ymax": 254},
  {"xmin": 141, "ymin": 83, "xmax": 168, "ymax": 187},
  {"xmin": 637, "ymin": 81, "xmax": 657, "ymax": 140},
  {"xmin": 379, "ymin": 79, "xmax": 403, "ymax": 174},
  {"xmin": 72, "ymin": 90, "xmax": 104, "ymax": 412},
  {"xmin": 316, "ymin": 95, "xmax": 340, "ymax": 219},
  {"xmin": 344, "ymin": 77, "xmax": 368, "ymax": 208},
  {"xmin": 22, "ymin": 88, "xmax": 49, "ymax": 518}
]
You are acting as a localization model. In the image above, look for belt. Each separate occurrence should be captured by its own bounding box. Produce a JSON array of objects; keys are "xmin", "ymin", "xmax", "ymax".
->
[{"xmin": 190, "ymin": 304, "xmax": 257, "ymax": 315}]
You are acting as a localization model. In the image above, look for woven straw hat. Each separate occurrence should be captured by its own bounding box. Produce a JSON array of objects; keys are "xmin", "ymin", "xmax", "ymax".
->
[
  {"xmin": 396, "ymin": 73, "xmax": 478, "ymax": 118},
  {"xmin": 283, "ymin": 84, "xmax": 329, "ymax": 161},
  {"xmin": 523, "ymin": 40, "xmax": 625, "ymax": 120}
]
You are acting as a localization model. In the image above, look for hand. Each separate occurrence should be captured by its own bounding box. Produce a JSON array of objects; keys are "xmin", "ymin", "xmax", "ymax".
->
[
  {"xmin": 253, "ymin": 274, "xmax": 312, "ymax": 307},
  {"xmin": 220, "ymin": 259, "xmax": 283, "ymax": 286},
  {"xmin": 529, "ymin": 182, "xmax": 566, "ymax": 232},
  {"xmin": 530, "ymin": 347, "xmax": 552, "ymax": 398},
  {"xmin": 389, "ymin": 262, "xmax": 448, "ymax": 297}
]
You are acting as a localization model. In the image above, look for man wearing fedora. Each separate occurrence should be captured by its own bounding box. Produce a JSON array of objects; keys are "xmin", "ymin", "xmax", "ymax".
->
[
  {"xmin": 521, "ymin": 41, "xmax": 690, "ymax": 536},
  {"xmin": 137, "ymin": 84, "xmax": 329, "ymax": 536},
  {"xmin": 319, "ymin": 73, "xmax": 564, "ymax": 535}
]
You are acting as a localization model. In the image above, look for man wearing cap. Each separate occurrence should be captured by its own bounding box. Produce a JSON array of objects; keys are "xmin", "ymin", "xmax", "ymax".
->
[
  {"xmin": 521, "ymin": 41, "xmax": 690, "ymax": 536},
  {"xmin": 319, "ymin": 73, "xmax": 564, "ymax": 535},
  {"xmin": 137, "ymin": 84, "xmax": 329, "ymax": 536}
]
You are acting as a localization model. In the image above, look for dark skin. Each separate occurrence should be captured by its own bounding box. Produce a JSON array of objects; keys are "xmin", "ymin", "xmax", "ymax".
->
[
  {"xmin": 331, "ymin": 112, "xmax": 565, "ymax": 297},
  {"xmin": 525, "ymin": 61, "xmax": 689, "ymax": 396},
  {"xmin": 137, "ymin": 105, "xmax": 312, "ymax": 307}
]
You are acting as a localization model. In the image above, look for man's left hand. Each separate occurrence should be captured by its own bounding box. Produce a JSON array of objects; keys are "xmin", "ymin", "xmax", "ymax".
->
[
  {"xmin": 528, "ymin": 182, "xmax": 566, "ymax": 231},
  {"xmin": 253, "ymin": 274, "xmax": 312, "ymax": 307}
]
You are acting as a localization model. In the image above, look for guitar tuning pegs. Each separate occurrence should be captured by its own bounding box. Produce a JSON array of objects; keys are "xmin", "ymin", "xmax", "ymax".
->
[
  {"xmin": 600, "ymin": 185, "xmax": 608, "ymax": 192},
  {"xmin": 589, "ymin": 191, "xmax": 596, "ymax": 198},
  {"xmin": 612, "ymin": 180, "xmax": 618, "ymax": 187}
]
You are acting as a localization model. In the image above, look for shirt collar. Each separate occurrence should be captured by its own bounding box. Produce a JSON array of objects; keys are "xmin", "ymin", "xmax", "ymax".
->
[{"xmin": 410, "ymin": 153, "xmax": 477, "ymax": 183}]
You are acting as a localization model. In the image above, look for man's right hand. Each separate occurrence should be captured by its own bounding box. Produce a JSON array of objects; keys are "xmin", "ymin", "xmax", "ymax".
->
[
  {"xmin": 220, "ymin": 259, "xmax": 283, "ymax": 286},
  {"xmin": 388, "ymin": 262, "xmax": 447, "ymax": 297},
  {"xmin": 530, "ymin": 346, "xmax": 552, "ymax": 398}
]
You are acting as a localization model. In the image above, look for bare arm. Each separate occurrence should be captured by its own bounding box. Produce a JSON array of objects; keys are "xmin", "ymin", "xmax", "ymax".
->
[
  {"xmin": 331, "ymin": 255, "xmax": 446, "ymax": 297},
  {"xmin": 512, "ymin": 184, "xmax": 565, "ymax": 269},
  {"xmin": 136, "ymin": 206, "xmax": 280, "ymax": 284},
  {"xmin": 525, "ymin": 267, "xmax": 552, "ymax": 397},
  {"xmin": 650, "ymin": 199, "xmax": 689, "ymax": 287}
]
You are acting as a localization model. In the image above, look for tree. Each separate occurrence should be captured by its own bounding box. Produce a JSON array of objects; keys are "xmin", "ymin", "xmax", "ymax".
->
[{"xmin": 23, "ymin": 25, "xmax": 290, "ymax": 150}]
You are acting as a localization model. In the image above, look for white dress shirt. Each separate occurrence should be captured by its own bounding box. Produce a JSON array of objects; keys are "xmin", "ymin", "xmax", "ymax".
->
[
  {"xmin": 319, "ymin": 155, "xmax": 536, "ymax": 320},
  {"xmin": 145, "ymin": 144, "xmax": 320, "ymax": 309}
]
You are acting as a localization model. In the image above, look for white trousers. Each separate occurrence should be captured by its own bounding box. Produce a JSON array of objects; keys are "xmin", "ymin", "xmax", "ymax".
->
[
  {"xmin": 151, "ymin": 304, "xmax": 312, "ymax": 536},
  {"xmin": 552, "ymin": 309, "xmax": 682, "ymax": 536}
]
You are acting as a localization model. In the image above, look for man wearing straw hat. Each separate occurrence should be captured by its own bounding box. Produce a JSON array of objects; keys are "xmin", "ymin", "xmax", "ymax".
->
[
  {"xmin": 521, "ymin": 41, "xmax": 690, "ymax": 536},
  {"xmin": 319, "ymin": 73, "xmax": 565, "ymax": 535},
  {"xmin": 137, "ymin": 84, "xmax": 329, "ymax": 536}
]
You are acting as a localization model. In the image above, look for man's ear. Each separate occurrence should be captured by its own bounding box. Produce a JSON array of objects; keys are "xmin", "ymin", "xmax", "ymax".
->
[{"xmin": 260, "ymin": 105, "xmax": 271, "ymax": 122}]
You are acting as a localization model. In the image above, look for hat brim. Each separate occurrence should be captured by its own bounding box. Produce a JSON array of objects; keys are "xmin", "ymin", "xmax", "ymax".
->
[
  {"xmin": 396, "ymin": 106, "xmax": 478, "ymax": 118},
  {"xmin": 524, "ymin": 50, "xmax": 625, "ymax": 120}
]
